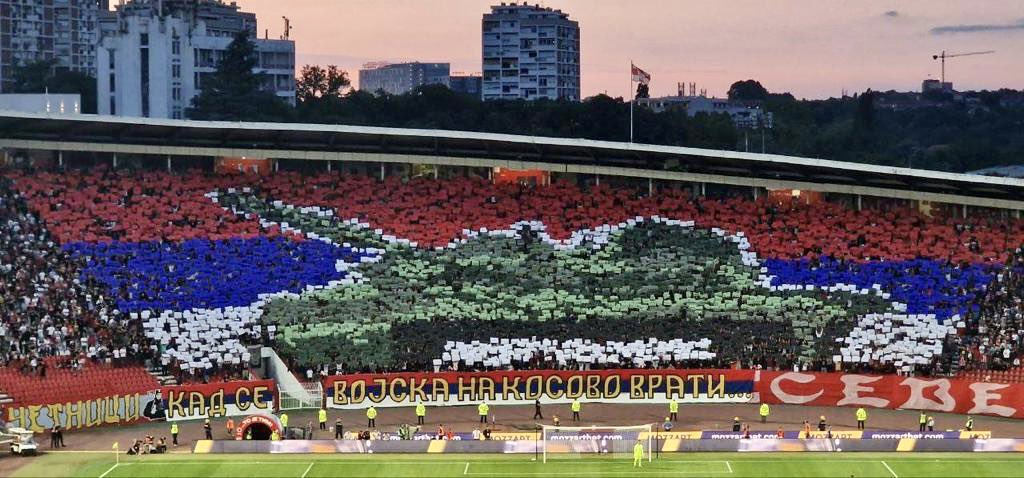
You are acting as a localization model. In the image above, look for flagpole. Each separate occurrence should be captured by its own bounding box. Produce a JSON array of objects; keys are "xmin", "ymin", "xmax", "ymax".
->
[{"xmin": 629, "ymin": 61, "xmax": 634, "ymax": 143}]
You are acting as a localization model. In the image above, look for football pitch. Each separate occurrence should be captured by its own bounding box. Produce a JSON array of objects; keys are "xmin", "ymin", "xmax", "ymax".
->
[{"xmin": 12, "ymin": 452, "xmax": 1024, "ymax": 478}]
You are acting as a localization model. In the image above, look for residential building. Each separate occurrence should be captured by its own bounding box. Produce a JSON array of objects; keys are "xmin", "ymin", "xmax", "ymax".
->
[
  {"xmin": 0, "ymin": 0, "xmax": 100, "ymax": 92},
  {"xmin": 639, "ymin": 95, "xmax": 774, "ymax": 129},
  {"xmin": 449, "ymin": 74, "xmax": 482, "ymax": 97},
  {"xmin": 358, "ymin": 62, "xmax": 449, "ymax": 95},
  {"xmin": 481, "ymin": 3, "xmax": 580, "ymax": 101},
  {"xmin": 97, "ymin": 0, "xmax": 294, "ymax": 119}
]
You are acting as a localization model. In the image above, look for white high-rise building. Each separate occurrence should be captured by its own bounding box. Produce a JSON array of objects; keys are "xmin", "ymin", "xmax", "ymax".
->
[
  {"xmin": 481, "ymin": 3, "xmax": 580, "ymax": 101},
  {"xmin": 0, "ymin": 0, "xmax": 101, "ymax": 93},
  {"xmin": 97, "ymin": 0, "xmax": 294, "ymax": 119}
]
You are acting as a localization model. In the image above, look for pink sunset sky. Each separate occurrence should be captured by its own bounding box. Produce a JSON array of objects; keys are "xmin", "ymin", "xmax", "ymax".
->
[{"xmin": 239, "ymin": 0, "xmax": 1023, "ymax": 99}]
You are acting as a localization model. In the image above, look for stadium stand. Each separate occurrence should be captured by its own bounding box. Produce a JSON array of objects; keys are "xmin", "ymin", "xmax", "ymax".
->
[{"xmin": 1, "ymin": 166, "xmax": 1023, "ymax": 406}]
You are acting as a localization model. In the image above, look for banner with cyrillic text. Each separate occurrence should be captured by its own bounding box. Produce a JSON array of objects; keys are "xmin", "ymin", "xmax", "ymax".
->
[{"xmin": 324, "ymin": 369, "xmax": 755, "ymax": 409}]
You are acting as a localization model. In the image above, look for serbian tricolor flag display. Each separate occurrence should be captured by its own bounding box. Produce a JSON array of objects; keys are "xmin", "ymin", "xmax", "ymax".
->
[{"xmin": 631, "ymin": 63, "xmax": 651, "ymax": 85}]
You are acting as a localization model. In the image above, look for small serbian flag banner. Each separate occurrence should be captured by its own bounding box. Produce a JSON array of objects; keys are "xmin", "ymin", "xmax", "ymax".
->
[{"xmin": 631, "ymin": 64, "xmax": 651, "ymax": 85}]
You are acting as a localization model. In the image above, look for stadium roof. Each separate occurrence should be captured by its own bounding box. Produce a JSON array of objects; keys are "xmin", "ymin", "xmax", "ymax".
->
[{"xmin": 2, "ymin": 111, "xmax": 1023, "ymax": 210}]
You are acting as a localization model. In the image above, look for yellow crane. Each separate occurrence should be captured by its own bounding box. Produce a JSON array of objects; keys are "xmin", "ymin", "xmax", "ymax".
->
[{"xmin": 932, "ymin": 50, "xmax": 994, "ymax": 83}]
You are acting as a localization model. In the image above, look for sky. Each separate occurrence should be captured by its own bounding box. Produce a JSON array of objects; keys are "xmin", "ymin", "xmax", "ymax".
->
[{"xmin": 238, "ymin": 0, "xmax": 1024, "ymax": 99}]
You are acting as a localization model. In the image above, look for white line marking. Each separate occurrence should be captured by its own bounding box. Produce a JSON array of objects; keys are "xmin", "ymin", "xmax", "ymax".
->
[
  {"xmin": 464, "ymin": 462, "xmax": 470, "ymax": 475},
  {"xmin": 726, "ymin": 460, "xmax": 733, "ymax": 474},
  {"xmin": 882, "ymin": 461, "xmax": 898, "ymax": 478},
  {"xmin": 301, "ymin": 462, "xmax": 314, "ymax": 478},
  {"xmin": 98, "ymin": 463, "xmax": 119, "ymax": 478}
]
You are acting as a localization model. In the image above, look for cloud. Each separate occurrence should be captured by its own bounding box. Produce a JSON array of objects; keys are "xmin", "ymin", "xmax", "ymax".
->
[
  {"xmin": 930, "ymin": 19, "xmax": 1024, "ymax": 35},
  {"xmin": 883, "ymin": 10, "xmax": 899, "ymax": 18}
]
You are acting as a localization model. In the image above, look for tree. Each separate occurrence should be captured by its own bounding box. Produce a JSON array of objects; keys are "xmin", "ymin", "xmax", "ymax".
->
[
  {"xmin": 854, "ymin": 89, "xmax": 876, "ymax": 131},
  {"xmin": 9, "ymin": 59, "xmax": 97, "ymax": 113},
  {"xmin": 296, "ymin": 65, "xmax": 350, "ymax": 104},
  {"xmin": 727, "ymin": 80, "xmax": 769, "ymax": 101},
  {"xmin": 188, "ymin": 30, "xmax": 289, "ymax": 121},
  {"xmin": 635, "ymin": 82, "xmax": 649, "ymax": 100}
]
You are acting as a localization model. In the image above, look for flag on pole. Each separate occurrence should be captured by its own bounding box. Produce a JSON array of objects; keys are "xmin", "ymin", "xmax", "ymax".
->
[{"xmin": 631, "ymin": 64, "xmax": 651, "ymax": 85}]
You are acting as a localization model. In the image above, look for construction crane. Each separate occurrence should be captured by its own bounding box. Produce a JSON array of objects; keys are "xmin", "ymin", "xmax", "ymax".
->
[{"xmin": 932, "ymin": 50, "xmax": 994, "ymax": 83}]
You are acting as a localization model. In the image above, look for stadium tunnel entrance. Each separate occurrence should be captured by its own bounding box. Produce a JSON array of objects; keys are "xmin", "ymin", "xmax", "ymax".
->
[{"xmin": 234, "ymin": 414, "xmax": 282, "ymax": 441}]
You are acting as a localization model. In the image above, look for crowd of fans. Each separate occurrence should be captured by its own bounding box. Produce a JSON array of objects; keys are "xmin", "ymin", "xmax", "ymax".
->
[
  {"xmin": 0, "ymin": 177, "xmax": 146, "ymax": 372},
  {"xmin": 952, "ymin": 247, "xmax": 1024, "ymax": 372},
  {"xmin": 0, "ymin": 166, "xmax": 1022, "ymax": 394}
]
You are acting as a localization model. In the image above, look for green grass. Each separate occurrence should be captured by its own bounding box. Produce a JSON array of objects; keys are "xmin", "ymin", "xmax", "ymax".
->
[{"xmin": 11, "ymin": 452, "xmax": 1024, "ymax": 478}]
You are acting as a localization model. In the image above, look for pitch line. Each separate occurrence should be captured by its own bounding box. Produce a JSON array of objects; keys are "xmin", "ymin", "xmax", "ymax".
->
[
  {"xmin": 301, "ymin": 462, "xmax": 314, "ymax": 478},
  {"xmin": 725, "ymin": 460, "xmax": 733, "ymax": 474},
  {"xmin": 464, "ymin": 462, "xmax": 470, "ymax": 475},
  {"xmin": 882, "ymin": 461, "xmax": 898, "ymax": 478},
  {"xmin": 97, "ymin": 463, "xmax": 119, "ymax": 478}
]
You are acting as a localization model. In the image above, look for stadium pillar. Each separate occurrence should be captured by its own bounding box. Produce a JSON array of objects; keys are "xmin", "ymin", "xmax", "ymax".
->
[
  {"xmin": 487, "ymin": 167, "xmax": 492, "ymax": 182},
  {"xmin": 166, "ymin": 156, "xmax": 172, "ymax": 172},
  {"xmin": 380, "ymin": 163, "xmax": 385, "ymax": 181},
  {"xmin": 274, "ymin": 160, "xmax": 279, "ymax": 172},
  {"xmin": 857, "ymin": 195, "xmax": 862, "ymax": 211},
  {"xmin": 58, "ymin": 151, "xmax": 63, "ymax": 167},
  {"xmin": 327, "ymin": 161, "xmax": 332, "ymax": 172},
  {"xmin": 649, "ymin": 178, "xmax": 654, "ymax": 196},
  {"xmin": 701, "ymin": 182, "xmax": 706, "ymax": 196},
  {"xmin": 595, "ymin": 175, "xmax": 600, "ymax": 186},
  {"xmin": 752, "ymin": 187, "xmax": 759, "ymax": 200},
  {"xmin": 963, "ymin": 204, "xmax": 968, "ymax": 219},
  {"xmin": 113, "ymin": 153, "xmax": 118, "ymax": 169}
]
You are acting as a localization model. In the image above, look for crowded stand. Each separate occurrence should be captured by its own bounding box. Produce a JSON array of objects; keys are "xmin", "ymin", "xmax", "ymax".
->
[{"xmin": 1, "ymin": 165, "xmax": 1023, "ymax": 415}]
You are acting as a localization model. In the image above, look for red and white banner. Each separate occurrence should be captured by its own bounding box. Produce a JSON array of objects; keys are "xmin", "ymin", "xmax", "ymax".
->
[
  {"xmin": 325, "ymin": 369, "xmax": 756, "ymax": 409},
  {"xmin": 755, "ymin": 371, "xmax": 1024, "ymax": 418},
  {"xmin": 631, "ymin": 64, "xmax": 651, "ymax": 85}
]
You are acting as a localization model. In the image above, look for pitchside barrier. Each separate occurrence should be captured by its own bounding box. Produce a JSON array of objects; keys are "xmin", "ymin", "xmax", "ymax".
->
[
  {"xmin": 321, "ymin": 369, "xmax": 1024, "ymax": 420},
  {"xmin": 192, "ymin": 438, "xmax": 1024, "ymax": 454}
]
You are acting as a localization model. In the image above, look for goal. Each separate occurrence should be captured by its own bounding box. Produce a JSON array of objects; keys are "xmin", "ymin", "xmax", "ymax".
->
[{"xmin": 540, "ymin": 424, "xmax": 653, "ymax": 463}]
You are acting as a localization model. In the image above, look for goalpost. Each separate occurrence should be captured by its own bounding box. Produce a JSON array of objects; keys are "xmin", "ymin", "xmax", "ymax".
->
[{"xmin": 540, "ymin": 424, "xmax": 653, "ymax": 463}]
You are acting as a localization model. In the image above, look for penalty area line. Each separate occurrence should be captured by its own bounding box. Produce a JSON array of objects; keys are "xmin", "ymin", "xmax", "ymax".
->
[
  {"xmin": 97, "ymin": 463, "xmax": 119, "ymax": 478},
  {"xmin": 300, "ymin": 462, "xmax": 314, "ymax": 478},
  {"xmin": 882, "ymin": 461, "xmax": 898, "ymax": 478}
]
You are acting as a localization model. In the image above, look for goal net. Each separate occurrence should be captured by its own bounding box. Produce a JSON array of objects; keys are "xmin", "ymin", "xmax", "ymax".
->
[{"xmin": 540, "ymin": 424, "xmax": 653, "ymax": 463}]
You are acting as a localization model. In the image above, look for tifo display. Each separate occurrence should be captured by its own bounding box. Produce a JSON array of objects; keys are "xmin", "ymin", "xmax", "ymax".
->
[{"xmin": 1, "ymin": 168, "xmax": 1023, "ymax": 426}]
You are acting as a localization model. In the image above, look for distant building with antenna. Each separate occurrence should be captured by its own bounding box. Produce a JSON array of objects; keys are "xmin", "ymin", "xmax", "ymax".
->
[
  {"xmin": 637, "ymin": 82, "xmax": 773, "ymax": 129},
  {"xmin": 97, "ymin": 0, "xmax": 295, "ymax": 118}
]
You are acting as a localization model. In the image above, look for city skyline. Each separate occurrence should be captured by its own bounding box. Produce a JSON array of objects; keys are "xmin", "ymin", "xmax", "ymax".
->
[{"xmin": 237, "ymin": 0, "xmax": 1023, "ymax": 99}]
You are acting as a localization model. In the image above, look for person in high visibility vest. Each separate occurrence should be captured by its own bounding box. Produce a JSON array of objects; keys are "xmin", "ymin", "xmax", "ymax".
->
[
  {"xmin": 367, "ymin": 406, "xmax": 378, "ymax": 428},
  {"xmin": 280, "ymin": 412, "xmax": 289, "ymax": 429},
  {"xmin": 416, "ymin": 401, "xmax": 426, "ymax": 425},
  {"xmin": 669, "ymin": 398, "xmax": 679, "ymax": 422},
  {"xmin": 965, "ymin": 416, "xmax": 974, "ymax": 431},
  {"xmin": 225, "ymin": 417, "xmax": 235, "ymax": 438},
  {"xmin": 632, "ymin": 440, "xmax": 644, "ymax": 468},
  {"xmin": 478, "ymin": 402, "xmax": 490, "ymax": 424},
  {"xmin": 856, "ymin": 408, "xmax": 867, "ymax": 430},
  {"xmin": 919, "ymin": 411, "xmax": 927, "ymax": 432},
  {"xmin": 571, "ymin": 398, "xmax": 581, "ymax": 422},
  {"xmin": 170, "ymin": 422, "xmax": 179, "ymax": 446},
  {"xmin": 318, "ymin": 408, "xmax": 328, "ymax": 431},
  {"xmin": 759, "ymin": 403, "xmax": 770, "ymax": 423},
  {"xmin": 271, "ymin": 430, "xmax": 280, "ymax": 441}
]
